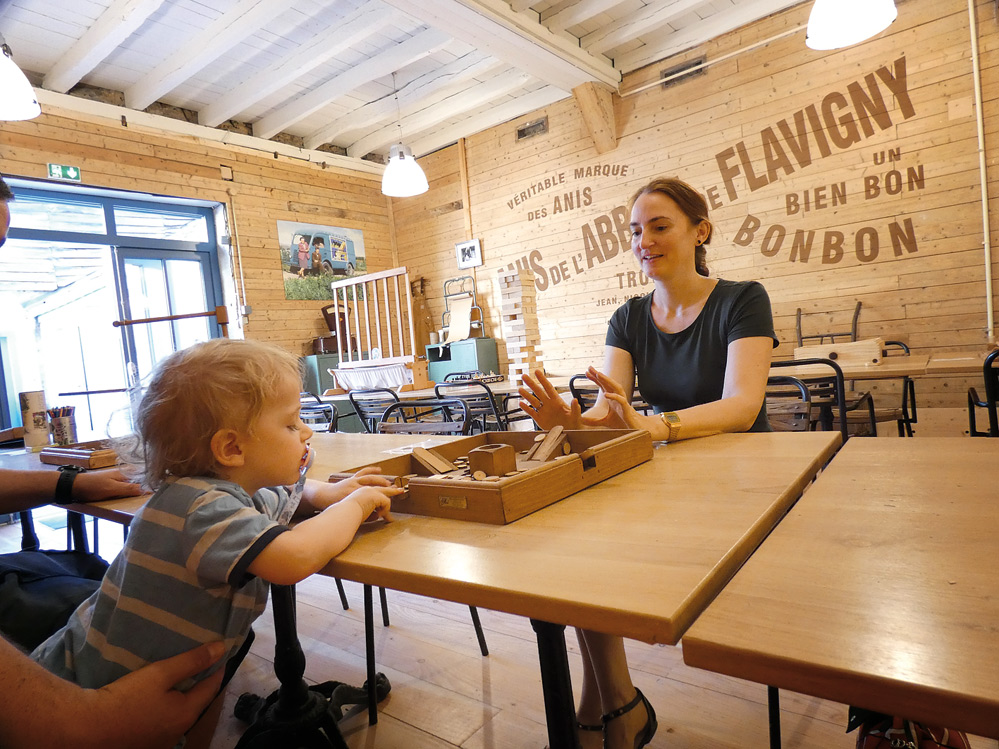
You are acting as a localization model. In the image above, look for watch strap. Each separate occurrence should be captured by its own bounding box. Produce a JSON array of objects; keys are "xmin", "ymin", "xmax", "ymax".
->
[
  {"xmin": 55, "ymin": 465, "xmax": 85, "ymax": 504},
  {"xmin": 659, "ymin": 411, "xmax": 681, "ymax": 442}
]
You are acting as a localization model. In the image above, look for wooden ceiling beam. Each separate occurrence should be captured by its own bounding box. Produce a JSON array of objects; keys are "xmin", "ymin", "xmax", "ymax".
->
[
  {"xmin": 614, "ymin": 0, "xmax": 804, "ymax": 73},
  {"xmin": 124, "ymin": 0, "xmax": 286, "ymax": 111},
  {"xmin": 346, "ymin": 67, "xmax": 534, "ymax": 157},
  {"xmin": 252, "ymin": 27, "xmax": 450, "ymax": 141},
  {"xmin": 406, "ymin": 85, "xmax": 566, "ymax": 157},
  {"xmin": 200, "ymin": 2, "xmax": 397, "ymax": 128},
  {"xmin": 304, "ymin": 51, "xmax": 501, "ymax": 150},
  {"xmin": 382, "ymin": 0, "xmax": 619, "ymax": 91},
  {"xmin": 582, "ymin": 0, "xmax": 709, "ymax": 55},
  {"xmin": 42, "ymin": 0, "xmax": 166, "ymax": 94},
  {"xmin": 545, "ymin": 0, "xmax": 623, "ymax": 33},
  {"xmin": 572, "ymin": 80, "xmax": 617, "ymax": 154}
]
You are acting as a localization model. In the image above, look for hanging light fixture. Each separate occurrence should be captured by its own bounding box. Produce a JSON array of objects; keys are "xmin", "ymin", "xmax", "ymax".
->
[
  {"xmin": 381, "ymin": 72, "xmax": 428, "ymax": 198},
  {"xmin": 805, "ymin": 0, "xmax": 897, "ymax": 51},
  {"xmin": 0, "ymin": 32, "xmax": 41, "ymax": 121}
]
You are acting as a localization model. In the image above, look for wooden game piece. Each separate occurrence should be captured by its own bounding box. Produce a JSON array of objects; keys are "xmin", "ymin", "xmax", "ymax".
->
[
  {"xmin": 485, "ymin": 476, "xmax": 499, "ymax": 481},
  {"xmin": 532, "ymin": 425, "xmax": 566, "ymax": 462},
  {"xmin": 467, "ymin": 443, "xmax": 517, "ymax": 477},
  {"xmin": 524, "ymin": 432, "xmax": 547, "ymax": 460},
  {"xmin": 472, "ymin": 470, "xmax": 487, "ymax": 481},
  {"xmin": 411, "ymin": 446, "xmax": 457, "ymax": 474},
  {"xmin": 562, "ymin": 442, "xmax": 572, "ymax": 455},
  {"xmin": 505, "ymin": 471, "xmax": 520, "ymax": 477}
]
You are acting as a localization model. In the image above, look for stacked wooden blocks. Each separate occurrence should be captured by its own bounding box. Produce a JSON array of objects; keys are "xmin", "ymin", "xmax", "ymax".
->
[{"xmin": 498, "ymin": 267, "xmax": 542, "ymax": 381}]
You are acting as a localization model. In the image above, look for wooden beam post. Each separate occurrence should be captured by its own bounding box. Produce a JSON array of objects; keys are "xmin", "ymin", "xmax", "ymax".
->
[{"xmin": 572, "ymin": 81, "xmax": 618, "ymax": 154}]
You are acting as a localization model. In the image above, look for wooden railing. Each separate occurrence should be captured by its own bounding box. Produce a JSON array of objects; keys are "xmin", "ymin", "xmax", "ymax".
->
[{"xmin": 329, "ymin": 266, "xmax": 416, "ymax": 369}]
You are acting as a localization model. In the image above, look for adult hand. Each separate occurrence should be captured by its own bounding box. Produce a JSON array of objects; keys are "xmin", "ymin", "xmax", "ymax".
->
[
  {"xmin": 81, "ymin": 642, "xmax": 226, "ymax": 749},
  {"xmin": 72, "ymin": 469, "xmax": 143, "ymax": 503},
  {"xmin": 579, "ymin": 367, "xmax": 643, "ymax": 430},
  {"xmin": 518, "ymin": 370, "xmax": 582, "ymax": 430}
]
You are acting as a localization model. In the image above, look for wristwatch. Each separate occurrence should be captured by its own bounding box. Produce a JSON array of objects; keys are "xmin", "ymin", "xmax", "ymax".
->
[
  {"xmin": 55, "ymin": 465, "xmax": 86, "ymax": 505},
  {"xmin": 659, "ymin": 411, "xmax": 682, "ymax": 442}
]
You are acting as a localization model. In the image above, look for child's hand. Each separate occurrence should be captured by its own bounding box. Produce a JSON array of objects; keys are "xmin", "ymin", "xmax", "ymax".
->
[
  {"xmin": 302, "ymin": 468, "xmax": 396, "ymax": 513},
  {"xmin": 333, "ymin": 467, "xmax": 395, "ymax": 498},
  {"xmin": 347, "ymin": 485, "xmax": 398, "ymax": 523}
]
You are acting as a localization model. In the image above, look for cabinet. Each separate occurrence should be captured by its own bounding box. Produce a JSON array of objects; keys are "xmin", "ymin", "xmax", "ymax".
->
[
  {"xmin": 426, "ymin": 337, "xmax": 499, "ymax": 383},
  {"xmin": 301, "ymin": 354, "xmax": 341, "ymax": 396}
]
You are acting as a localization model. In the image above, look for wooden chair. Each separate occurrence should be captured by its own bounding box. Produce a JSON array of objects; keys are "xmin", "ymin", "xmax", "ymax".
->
[
  {"xmin": 771, "ymin": 358, "xmax": 854, "ymax": 442},
  {"xmin": 300, "ymin": 392, "xmax": 337, "ymax": 433},
  {"xmin": 796, "ymin": 300, "xmax": 862, "ymax": 347},
  {"xmin": 968, "ymin": 349, "xmax": 999, "ymax": 437},
  {"xmin": 434, "ymin": 381, "xmax": 508, "ymax": 432},
  {"xmin": 347, "ymin": 388, "xmax": 399, "ymax": 433},
  {"xmin": 765, "ymin": 375, "xmax": 813, "ymax": 432}
]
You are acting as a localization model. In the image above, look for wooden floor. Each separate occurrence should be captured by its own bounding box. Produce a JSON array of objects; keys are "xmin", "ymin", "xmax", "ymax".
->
[{"xmin": 2, "ymin": 467, "xmax": 995, "ymax": 749}]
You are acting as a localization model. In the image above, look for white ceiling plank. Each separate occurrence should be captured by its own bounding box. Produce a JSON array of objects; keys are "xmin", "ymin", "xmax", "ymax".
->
[
  {"xmin": 124, "ymin": 0, "xmax": 287, "ymax": 111},
  {"xmin": 545, "ymin": 0, "xmax": 625, "ymax": 33},
  {"xmin": 407, "ymin": 85, "xmax": 567, "ymax": 157},
  {"xmin": 252, "ymin": 27, "xmax": 451, "ymax": 141},
  {"xmin": 347, "ymin": 68, "xmax": 534, "ymax": 157},
  {"xmin": 199, "ymin": 1, "xmax": 398, "ymax": 127},
  {"xmin": 42, "ymin": 0, "xmax": 166, "ymax": 93},
  {"xmin": 582, "ymin": 0, "xmax": 709, "ymax": 54},
  {"xmin": 304, "ymin": 50, "xmax": 501, "ymax": 150},
  {"xmin": 615, "ymin": 0, "xmax": 804, "ymax": 73},
  {"xmin": 381, "ymin": 0, "xmax": 619, "ymax": 90}
]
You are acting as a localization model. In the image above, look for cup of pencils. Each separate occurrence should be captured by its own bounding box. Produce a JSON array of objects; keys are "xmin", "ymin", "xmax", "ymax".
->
[{"xmin": 48, "ymin": 406, "xmax": 77, "ymax": 446}]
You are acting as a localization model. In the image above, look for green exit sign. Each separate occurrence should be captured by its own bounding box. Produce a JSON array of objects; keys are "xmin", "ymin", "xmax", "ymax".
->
[{"xmin": 47, "ymin": 163, "xmax": 82, "ymax": 182}]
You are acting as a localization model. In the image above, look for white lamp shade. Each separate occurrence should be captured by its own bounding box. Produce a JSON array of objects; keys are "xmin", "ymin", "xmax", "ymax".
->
[
  {"xmin": 806, "ymin": 0, "xmax": 897, "ymax": 51},
  {"xmin": 0, "ymin": 45, "xmax": 41, "ymax": 121},
  {"xmin": 381, "ymin": 144, "xmax": 429, "ymax": 197}
]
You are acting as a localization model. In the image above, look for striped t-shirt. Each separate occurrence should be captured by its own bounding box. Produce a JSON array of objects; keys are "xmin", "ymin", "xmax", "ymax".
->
[{"xmin": 32, "ymin": 476, "xmax": 297, "ymax": 689}]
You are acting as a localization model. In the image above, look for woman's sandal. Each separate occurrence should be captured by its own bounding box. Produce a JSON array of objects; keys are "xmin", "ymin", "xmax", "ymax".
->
[{"xmin": 602, "ymin": 688, "xmax": 658, "ymax": 749}]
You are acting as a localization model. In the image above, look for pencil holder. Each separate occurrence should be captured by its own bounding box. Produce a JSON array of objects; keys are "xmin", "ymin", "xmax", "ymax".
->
[{"xmin": 50, "ymin": 415, "xmax": 78, "ymax": 446}]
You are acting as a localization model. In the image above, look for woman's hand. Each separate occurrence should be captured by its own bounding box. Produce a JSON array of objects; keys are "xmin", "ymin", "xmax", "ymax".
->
[
  {"xmin": 579, "ymin": 367, "xmax": 635, "ymax": 429},
  {"xmin": 519, "ymin": 370, "xmax": 583, "ymax": 430}
]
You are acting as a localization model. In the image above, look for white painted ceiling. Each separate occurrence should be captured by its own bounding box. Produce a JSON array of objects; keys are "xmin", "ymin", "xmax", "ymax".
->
[{"xmin": 1, "ymin": 0, "xmax": 806, "ymax": 166}]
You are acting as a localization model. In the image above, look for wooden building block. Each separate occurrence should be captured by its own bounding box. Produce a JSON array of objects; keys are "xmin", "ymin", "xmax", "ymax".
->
[
  {"xmin": 411, "ymin": 446, "xmax": 458, "ymax": 474},
  {"xmin": 532, "ymin": 425, "xmax": 567, "ymax": 462},
  {"xmin": 467, "ymin": 443, "xmax": 517, "ymax": 476}
]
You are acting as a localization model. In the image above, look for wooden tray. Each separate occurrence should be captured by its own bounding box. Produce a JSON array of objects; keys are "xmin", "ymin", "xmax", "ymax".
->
[
  {"xmin": 39, "ymin": 440, "xmax": 118, "ymax": 469},
  {"xmin": 330, "ymin": 429, "xmax": 653, "ymax": 524}
]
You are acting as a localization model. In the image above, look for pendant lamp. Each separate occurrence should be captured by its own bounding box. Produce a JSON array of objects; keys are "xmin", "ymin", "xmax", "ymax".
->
[
  {"xmin": 805, "ymin": 0, "xmax": 898, "ymax": 51},
  {"xmin": 380, "ymin": 72, "xmax": 428, "ymax": 198},
  {"xmin": 0, "ymin": 33, "xmax": 41, "ymax": 121}
]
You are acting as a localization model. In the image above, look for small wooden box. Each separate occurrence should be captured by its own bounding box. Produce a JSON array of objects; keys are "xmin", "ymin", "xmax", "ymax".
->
[
  {"xmin": 330, "ymin": 429, "xmax": 653, "ymax": 524},
  {"xmin": 39, "ymin": 440, "xmax": 118, "ymax": 469}
]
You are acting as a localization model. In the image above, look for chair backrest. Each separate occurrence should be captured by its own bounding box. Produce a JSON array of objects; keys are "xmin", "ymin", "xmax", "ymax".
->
[
  {"xmin": 764, "ymin": 376, "xmax": 812, "ymax": 432},
  {"xmin": 568, "ymin": 374, "xmax": 599, "ymax": 410},
  {"xmin": 796, "ymin": 300, "xmax": 861, "ymax": 348},
  {"xmin": 347, "ymin": 388, "xmax": 400, "ymax": 433},
  {"xmin": 377, "ymin": 398, "xmax": 472, "ymax": 435},
  {"xmin": 434, "ymin": 381, "xmax": 507, "ymax": 431},
  {"xmin": 300, "ymin": 392, "xmax": 337, "ymax": 433},
  {"xmin": 771, "ymin": 357, "xmax": 849, "ymax": 442},
  {"xmin": 982, "ymin": 349, "xmax": 999, "ymax": 437}
]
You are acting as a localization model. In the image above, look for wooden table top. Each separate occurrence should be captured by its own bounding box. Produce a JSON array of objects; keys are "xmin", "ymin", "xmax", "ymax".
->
[
  {"xmin": 322, "ymin": 431, "xmax": 841, "ymax": 645},
  {"xmin": 5, "ymin": 433, "xmax": 460, "ymax": 526},
  {"xmin": 682, "ymin": 438, "xmax": 999, "ymax": 739},
  {"xmin": 772, "ymin": 350, "xmax": 993, "ymax": 381}
]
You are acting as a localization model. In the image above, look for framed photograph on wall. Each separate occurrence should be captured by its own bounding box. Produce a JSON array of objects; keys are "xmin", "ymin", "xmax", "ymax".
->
[{"xmin": 455, "ymin": 239, "xmax": 483, "ymax": 269}]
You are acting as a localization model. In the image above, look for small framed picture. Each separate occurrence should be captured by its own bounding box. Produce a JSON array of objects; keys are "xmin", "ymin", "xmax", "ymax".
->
[{"xmin": 455, "ymin": 239, "xmax": 483, "ymax": 269}]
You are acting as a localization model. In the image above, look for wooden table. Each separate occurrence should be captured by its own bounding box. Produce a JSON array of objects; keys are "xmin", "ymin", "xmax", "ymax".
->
[
  {"xmin": 321, "ymin": 431, "xmax": 841, "ymax": 748},
  {"xmin": 682, "ymin": 438, "xmax": 999, "ymax": 741},
  {"xmin": 399, "ymin": 375, "xmax": 571, "ymax": 400}
]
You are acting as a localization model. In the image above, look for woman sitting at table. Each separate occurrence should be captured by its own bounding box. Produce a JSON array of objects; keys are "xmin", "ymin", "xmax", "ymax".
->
[{"xmin": 520, "ymin": 176, "xmax": 777, "ymax": 749}]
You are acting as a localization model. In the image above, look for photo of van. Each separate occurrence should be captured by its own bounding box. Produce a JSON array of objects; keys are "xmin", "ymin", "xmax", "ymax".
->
[{"xmin": 291, "ymin": 230, "xmax": 357, "ymax": 276}]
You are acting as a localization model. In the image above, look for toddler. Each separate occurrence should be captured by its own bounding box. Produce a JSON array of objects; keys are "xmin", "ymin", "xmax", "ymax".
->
[{"xmin": 32, "ymin": 338, "xmax": 398, "ymax": 742}]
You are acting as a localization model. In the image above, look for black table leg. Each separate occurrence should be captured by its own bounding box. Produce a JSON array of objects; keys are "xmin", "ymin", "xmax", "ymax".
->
[
  {"xmin": 364, "ymin": 584, "xmax": 378, "ymax": 725},
  {"xmin": 530, "ymin": 618, "xmax": 579, "ymax": 749},
  {"xmin": 768, "ymin": 685, "xmax": 782, "ymax": 749},
  {"xmin": 18, "ymin": 511, "xmax": 39, "ymax": 551}
]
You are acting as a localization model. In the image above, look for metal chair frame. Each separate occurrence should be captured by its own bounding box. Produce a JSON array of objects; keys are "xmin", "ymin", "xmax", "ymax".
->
[
  {"xmin": 968, "ymin": 349, "xmax": 999, "ymax": 437},
  {"xmin": 765, "ymin": 375, "xmax": 813, "ymax": 432},
  {"xmin": 347, "ymin": 388, "xmax": 400, "ymax": 434},
  {"xmin": 796, "ymin": 300, "xmax": 862, "ymax": 348},
  {"xmin": 377, "ymin": 398, "xmax": 472, "ymax": 435},
  {"xmin": 300, "ymin": 392, "xmax": 337, "ymax": 433},
  {"xmin": 434, "ymin": 381, "xmax": 508, "ymax": 432}
]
